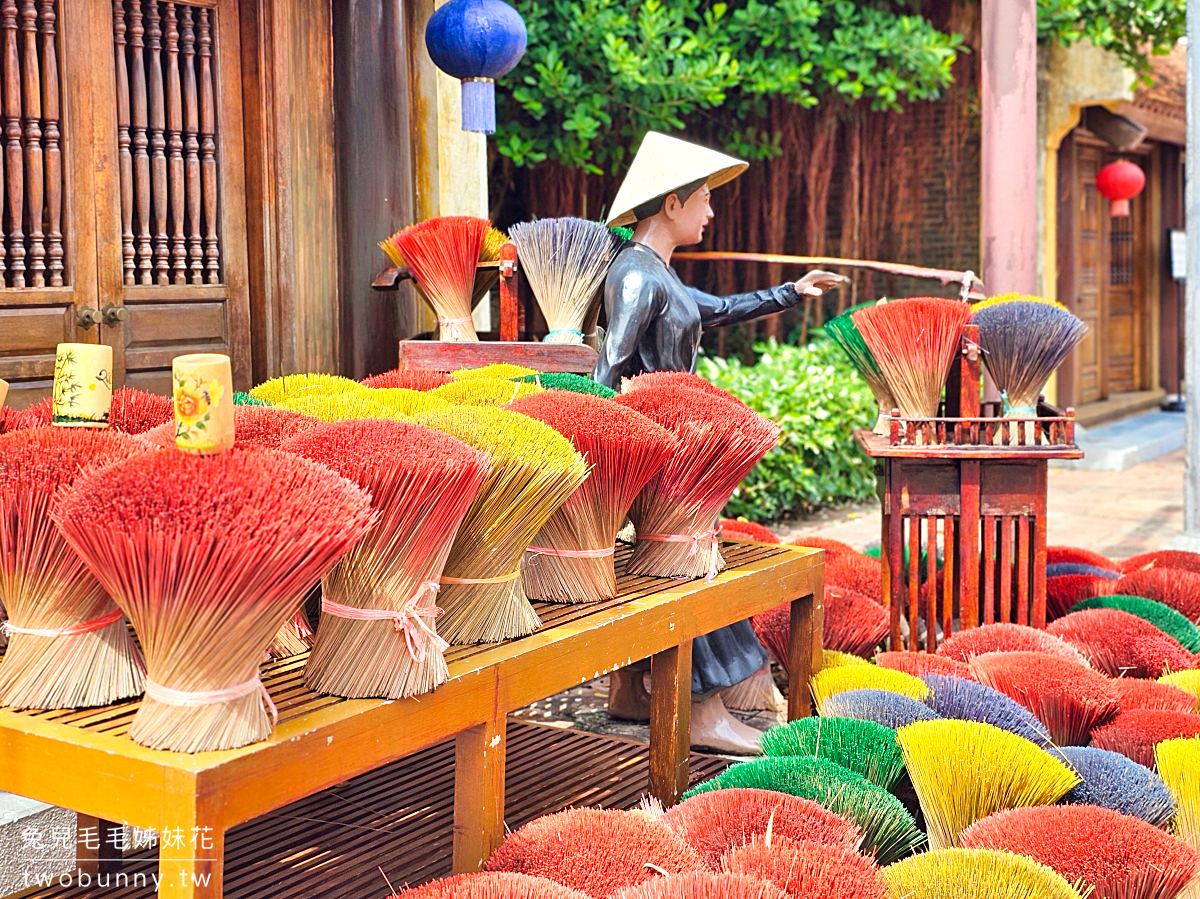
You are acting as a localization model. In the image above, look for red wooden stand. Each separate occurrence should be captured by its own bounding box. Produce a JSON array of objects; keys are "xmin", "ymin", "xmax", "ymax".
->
[{"xmin": 854, "ymin": 326, "xmax": 1083, "ymax": 651}]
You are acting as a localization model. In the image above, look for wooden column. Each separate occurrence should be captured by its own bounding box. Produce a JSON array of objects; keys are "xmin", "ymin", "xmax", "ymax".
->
[
  {"xmin": 453, "ymin": 716, "xmax": 507, "ymax": 874},
  {"xmin": 649, "ymin": 640, "xmax": 692, "ymax": 806},
  {"xmin": 787, "ymin": 581, "xmax": 823, "ymax": 720}
]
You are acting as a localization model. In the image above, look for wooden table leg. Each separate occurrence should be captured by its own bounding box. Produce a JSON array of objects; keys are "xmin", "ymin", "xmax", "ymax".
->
[
  {"xmin": 453, "ymin": 715, "xmax": 508, "ymax": 874},
  {"xmin": 649, "ymin": 639, "xmax": 692, "ymax": 806},
  {"xmin": 76, "ymin": 816, "xmax": 122, "ymax": 876},
  {"xmin": 787, "ymin": 577, "xmax": 825, "ymax": 721}
]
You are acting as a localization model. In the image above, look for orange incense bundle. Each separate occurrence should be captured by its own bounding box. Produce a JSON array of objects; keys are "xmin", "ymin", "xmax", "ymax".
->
[
  {"xmin": 851, "ymin": 298, "xmax": 973, "ymax": 418},
  {"xmin": 1047, "ymin": 608, "xmax": 1196, "ymax": 678},
  {"xmin": 1116, "ymin": 568, "xmax": 1200, "ymax": 622},
  {"xmin": 384, "ymin": 216, "xmax": 490, "ymax": 341},
  {"xmin": 283, "ymin": 420, "xmax": 488, "ymax": 698},
  {"xmin": 360, "ymin": 368, "xmax": 451, "ymax": 391},
  {"xmin": 107, "ymin": 387, "xmax": 174, "ymax": 434},
  {"xmin": 507, "ymin": 391, "xmax": 677, "ymax": 602},
  {"xmin": 968, "ymin": 650, "xmax": 1118, "ymax": 745},
  {"xmin": 937, "ymin": 623, "xmax": 1090, "ymax": 667},
  {"xmin": 0, "ymin": 429, "xmax": 145, "ymax": 709},
  {"xmin": 52, "ymin": 447, "xmax": 373, "ymax": 752},
  {"xmin": 825, "ymin": 553, "xmax": 884, "ymax": 603},
  {"xmin": 615, "ymin": 386, "xmax": 779, "ymax": 579}
]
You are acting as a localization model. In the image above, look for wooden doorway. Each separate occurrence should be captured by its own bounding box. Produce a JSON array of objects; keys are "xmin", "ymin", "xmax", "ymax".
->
[
  {"xmin": 1067, "ymin": 135, "xmax": 1152, "ymax": 410},
  {"xmin": 0, "ymin": 0, "xmax": 250, "ymax": 409}
]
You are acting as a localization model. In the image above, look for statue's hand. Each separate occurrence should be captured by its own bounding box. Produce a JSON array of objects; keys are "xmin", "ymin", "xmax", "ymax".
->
[{"xmin": 795, "ymin": 270, "xmax": 849, "ymax": 297}]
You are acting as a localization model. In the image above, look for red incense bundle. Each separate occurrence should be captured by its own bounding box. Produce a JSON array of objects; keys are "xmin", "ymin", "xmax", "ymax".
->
[
  {"xmin": 0, "ymin": 429, "xmax": 145, "ymax": 709},
  {"xmin": 508, "ymin": 391, "xmax": 677, "ymax": 603},
  {"xmin": 825, "ymin": 553, "xmax": 884, "ymax": 603},
  {"xmin": 1116, "ymin": 568, "xmax": 1200, "ymax": 622},
  {"xmin": 1047, "ymin": 573, "xmax": 1114, "ymax": 619},
  {"xmin": 1121, "ymin": 549, "xmax": 1200, "ymax": 575},
  {"xmin": 937, "ymin": 622, "xmax": 1090, "ymax": 667},
  {"xmin": 1090, "ymin": 709, "xmax": 1200, "ymax": 769},
  {"xmin": 1109, "ymin": 677, "xmax": 1198, "ymax": 714},
  {"xmin": 615, "ymin": 385, "xmax": 779, "ymax": 579},
  {"xmin": 619, "ymin": 370, "xmax": 728, "ymax": 397},
  {"xmin": 876, "ymin": 651, "xmax": 974, "ymax": 680},
  {"xmin": 384, "ymin": 216, "xmax": 490, "ymax": 341},
  {"xmin": 360, "ymin": 368, "xmax": 451, "ymax": 390},
  {"xmin": 1048, "ymin": 545, "xmax": 1117, "ymax": 571},
  {"xmin": 719, "ymin": 519, "xmax": 780, "ymax": 543},
  {"xmin": 968, "ymin": 650, "xmax": 1118, "ymax": 745},
  {"xmin": 1047, "ymin": 608, "xmax": 1196, "ymax": 678},
  {"xmin": 283, "ymin": 419, "xmax": 488, "ymax": 698},
  {"xmin": 52, "ymin": 447, "xmax": 373, "ymax": 752},
  {"xmin": 789, "ymin": 535, "xmax": 857, "ymax": 560},
  {"xmin": 107, "ymin": 387, "xmax": 174, "ymax": 434}
]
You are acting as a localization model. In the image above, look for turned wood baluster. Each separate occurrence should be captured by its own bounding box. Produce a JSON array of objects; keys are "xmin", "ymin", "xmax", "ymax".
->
[
  {"xmin": 146, "ymin": 0, "xmax": 168, "ymax": 284},
  {"xmin": 164, "ymin": 2, "xmax": 184, "ymax": 282},
  {"xmin": 113, "ymin": 0, "xmax": 134, "ymax": 284},
  {"xmin": 20, "ymin": 0, "xmax": 43, "ymax": 286},
  {"xmin": 41, "ymin": 0, "xmax": 61, "ymax": 285},
  {"xmin": 198, "ymin": 7, "xmax": 217, "ymax": 283},
  {"xmin": 181, "ymin": 5, "xmax": 199, "ymax": 283},
  {"xmin": 129, "ymin": 0, "xmax": 150, "ymax": 283},
  {"xmin": 3, "ymin": 0, "xmax": 23, "ymax": 286}
]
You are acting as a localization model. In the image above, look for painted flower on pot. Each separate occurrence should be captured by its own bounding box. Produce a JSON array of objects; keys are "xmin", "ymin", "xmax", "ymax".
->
[{"xmin": 174, "ymin": 373, "xmax": 224, "ymax": 451}]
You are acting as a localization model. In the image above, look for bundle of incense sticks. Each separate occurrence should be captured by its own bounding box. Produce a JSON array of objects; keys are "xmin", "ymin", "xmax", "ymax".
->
[
  {"xmin": 509, "ymin": 391, "xmax": 677, "ymax": 602},
  {"xmin": 450, "ymin": 363, "xmax": 540, "ymax": 381},
  {"xmin": 0, "ymin": 429, "xmax": 146, "ymax": 709},
  {"xmin": 249, "ymin": 373, "xmax": 368, "ymax": 405},
  {"xmin": 365, "ymin": 388, "xmax": 451, "ymax": 416},
  {"xmin": 53, "ymin": 447, "xmax": 373, "ymax": 752},
  {"xmin": 285, "ymin": 419, "xmax": 489, "ymax": 698},
  {"xmin": 361, "ymin": 368, "xmax": 452, "ymax": 390},
  {"xmin": 277, "ymin": 391, "xmax": 406, "ymax": 423},
  {"xmin": 615, "ymin": 383, "xmax": 779, "ymax": 579},
  {"xmin": 431, "ymin": 377, "xmax": 543, "ymax": 407},
  {"xmin": 412, "ymin": 406, "xmax": 587, "ymax": 644}
]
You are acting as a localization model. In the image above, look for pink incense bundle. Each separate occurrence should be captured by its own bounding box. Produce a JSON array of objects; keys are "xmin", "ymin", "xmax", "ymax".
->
[
  {"xmin": 937, "ymin": 622, "xmax": 1090, "ymax": 667},
  {"xmin": 52, "ymin": 447, "xmax": 373, "ymax": 752},
  {"xmin": 283, "ymin": 419, "xmax": 488, "ymax": 698},
  {"xmin": 360, "ymin": 368, "xmax": 451, "ymax": 390},
  {"xmin": 1116, "ymin": 568, "xmax": 1200, "ymax": 622},
  {"xmin": 0, "ymin": 428, "xmax": 145, "ymax": 709},
  {"xmin": 615, "ymin": 386, "xmax": 779, "ymax": 579},
  {"xmin": 968, "ymin": 650, "xmax": 1118, "ymax": 745},
  {"xmin": 107, "ymin": 387, "xmax": 174, "ymax": 434},
  {"xmin": 508, "ymin": 391, "xmax": 677, "ymax": 602},
  {"xmin": 1089, "ymin": 708, "xmax": 1200, "ymax": 769},
  {"xmin": 1047, "ymin": 608, "xmax": 1196, "ymax": 678}
]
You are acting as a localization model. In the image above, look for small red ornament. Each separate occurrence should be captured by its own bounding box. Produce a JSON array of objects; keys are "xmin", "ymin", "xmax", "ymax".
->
[{"xmin": 1095, "ymin": 160, "xmax": 1145, "ymax": 217}]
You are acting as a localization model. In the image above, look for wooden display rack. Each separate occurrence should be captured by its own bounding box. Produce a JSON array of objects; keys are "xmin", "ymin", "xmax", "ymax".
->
[
  {"xmin": 374, "ymin": 242, "xmax": 600, "ymax": 373},
  {"xmin": 0, "ymin": 542, "xmax": 823, "ymax": 899},
  {"xmin": 854, "ymin": 325, "xmax": 1083, "ymax": 651}
]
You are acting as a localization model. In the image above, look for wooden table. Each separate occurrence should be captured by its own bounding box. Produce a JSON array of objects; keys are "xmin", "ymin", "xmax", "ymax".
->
[{"xmin": 0, "ymin": 541, "xmax": 823, "ymax": 899}]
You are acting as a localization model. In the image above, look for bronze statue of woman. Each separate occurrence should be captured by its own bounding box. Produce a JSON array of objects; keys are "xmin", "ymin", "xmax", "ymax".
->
[{"xmin": 593, "ymin": 132, "xmax": 845, "ymax": 753}]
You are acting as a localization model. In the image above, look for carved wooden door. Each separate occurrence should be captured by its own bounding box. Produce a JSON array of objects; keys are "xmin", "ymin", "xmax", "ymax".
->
[
  {"xmin": 1099, "ymin": 150, "xmax": 1147, "ymax": 396},
  {"xmin": 1073, "ymin": 143, "xmax": 1103, "ymax": 405},
  {"xmin": 0, "ymin": 0, "xmax": 250, "ymax": 409}
]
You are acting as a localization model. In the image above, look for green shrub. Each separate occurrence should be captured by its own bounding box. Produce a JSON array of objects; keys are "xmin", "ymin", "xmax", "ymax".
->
[{"xmin": 697, "ymin": 339, "xmax": 877, "ymax": 521}]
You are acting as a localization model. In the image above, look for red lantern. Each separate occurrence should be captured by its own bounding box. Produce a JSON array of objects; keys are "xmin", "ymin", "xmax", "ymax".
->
[{"xmin": 1095, "ymin": 160, "xmax": 1145, "ymax": 217}]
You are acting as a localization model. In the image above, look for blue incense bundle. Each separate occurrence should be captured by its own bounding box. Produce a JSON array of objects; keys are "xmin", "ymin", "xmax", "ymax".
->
[
  {"xmin": 922, "ymin": 674, "xmax": 1053, "ymax": 747},
  {"xmin": 1057, "ymin": 745, "xmax": 1177, "ymax": 828},
  {"xmin": 819, "ymin": 688, "xmax": 940, "ymax": 730}
]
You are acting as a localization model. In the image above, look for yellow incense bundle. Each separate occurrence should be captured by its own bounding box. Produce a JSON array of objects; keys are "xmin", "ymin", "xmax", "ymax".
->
[
  {"xmin": 412, "ymin": 406, "xmax": 587, "ymax": 644},
  {"xmin": 366, "ymin": 387, "xmax": 451, "ymax": 416},
  {"xmin": 431, "ymin": 377, "xmax": 543, "ymax": 407},
  {"xmin": 249, "ymin": 373, "xmax": 367, "ymax": 405},
  {"xmin": 449, "ymin": 363, "xmax": 540, "ymax": 381},
  {"xmin": 277, "ymin": 392, "xmax": 406, "ymax": 423}
]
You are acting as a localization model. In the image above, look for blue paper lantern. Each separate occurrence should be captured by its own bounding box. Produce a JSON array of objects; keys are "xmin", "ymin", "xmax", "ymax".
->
[{"xmin": 425, "ymin": 0, "xmax": 527, "ymax": 134}]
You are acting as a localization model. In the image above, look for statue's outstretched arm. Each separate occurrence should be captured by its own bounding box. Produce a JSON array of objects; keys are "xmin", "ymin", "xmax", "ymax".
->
[{"xmin": 688, "ymin": 282, "xmax": 803, "ymax": 328}]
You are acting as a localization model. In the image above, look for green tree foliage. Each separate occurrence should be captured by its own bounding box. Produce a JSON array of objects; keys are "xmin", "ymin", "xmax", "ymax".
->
[
  {"xmin": 496, "ymin": 0, "xmax": 960, "ymax": 170},
  {"xmin": 1038, "ymin": 0, "xmax": 1185, "ymax": 81},
  {"xmin": 496, "ymin": 0, "xmax": 1184, "ymax": 171}
]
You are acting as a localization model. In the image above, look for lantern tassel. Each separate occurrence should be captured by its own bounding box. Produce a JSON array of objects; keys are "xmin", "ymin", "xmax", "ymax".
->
[{"xmin": 462, "ymin": 78, "xmax": 496, "ymax": 134}]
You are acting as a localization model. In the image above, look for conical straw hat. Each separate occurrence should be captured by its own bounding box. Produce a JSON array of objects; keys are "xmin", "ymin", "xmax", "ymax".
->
[{"xmin": 606, "ymin": 132, "xmax": 747, "ymax": 227}]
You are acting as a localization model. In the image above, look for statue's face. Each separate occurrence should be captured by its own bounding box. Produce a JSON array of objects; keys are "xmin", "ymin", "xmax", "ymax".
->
[{"xmin": 674, "ymin": 184, "xmax": 714, "ymax": 245}]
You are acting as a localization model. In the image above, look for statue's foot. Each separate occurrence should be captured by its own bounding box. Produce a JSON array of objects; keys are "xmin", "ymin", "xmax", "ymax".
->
[
  {"xmin": 691, "ymin": 693, "xmax": 763, "ymax": 755},
  {"xmin": 606, "ymin": 667, "xmax": 651, "ymax": 722},
  {"xmin": 720, "ymin": 664, "xmax": 785, "ymax": 720}
]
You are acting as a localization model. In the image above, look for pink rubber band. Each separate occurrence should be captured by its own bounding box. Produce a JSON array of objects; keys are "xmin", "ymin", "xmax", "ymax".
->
[
  {"xmin": 143, "ymin": 676, "xmax": 278, "ymax": 726},
  {"xmin": 526, "ymin": 545, "xmax": 616, "ymax": 559},
  {"xmin": 1, "ymin": 607, "xmax": 124, "ymax": 639},
  {"xmin": 320, "ymin": 581, "xmax": 448, "ymax": 664},
  {"xmin": 637, "ymin": 529, "xmax": 720, "ymax": 581}
]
